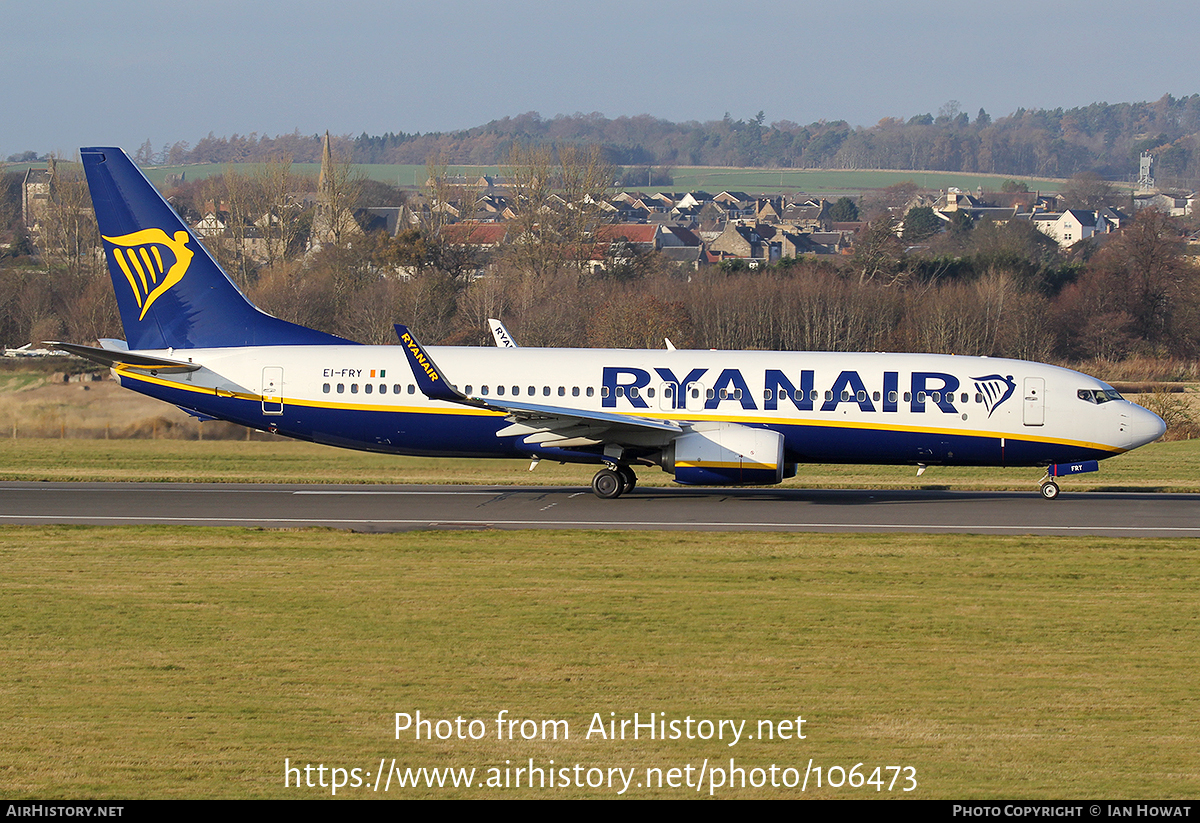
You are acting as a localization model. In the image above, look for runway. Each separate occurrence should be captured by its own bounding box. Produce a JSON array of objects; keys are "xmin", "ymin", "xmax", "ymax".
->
[{"xmin": 0, "ymin": 482, "xmax": 1196, "ymax": 536}]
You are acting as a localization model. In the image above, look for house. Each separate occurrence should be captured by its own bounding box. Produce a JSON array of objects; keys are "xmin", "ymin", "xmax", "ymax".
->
[
  {"xmin": 1133, "ymin": 192, "xmax": 1194, "ymax": 217},
  {"xmin": 1025, "ymin": 209, "xmax": 1111, "ymax": 247},
  {"xmin": 439, "ymin": 222, "xmax": 508, "ymax": 248},
  {"xmin": 21, "ymin": 162, "xmax": 53, "ymax": 235},
  {"xmin": 708, "ymin": 222, "xmax": 767, "ymax": 261}
]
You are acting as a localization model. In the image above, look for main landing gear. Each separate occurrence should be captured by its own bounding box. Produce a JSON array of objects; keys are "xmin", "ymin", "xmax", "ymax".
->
[{"xmin": 591, "ymin": 465, "xmax": 637, "ymax": 499}]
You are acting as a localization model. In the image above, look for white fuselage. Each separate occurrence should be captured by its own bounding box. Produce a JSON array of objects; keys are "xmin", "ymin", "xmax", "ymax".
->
[{"xmin": 113, "ymin": 345, "xmax": 1163, "ymax": 471}]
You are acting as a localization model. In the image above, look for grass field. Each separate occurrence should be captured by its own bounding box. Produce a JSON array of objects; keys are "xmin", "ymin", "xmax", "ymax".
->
[{"xmin": 2, "ymin": 526, "xmax": 1197, "ymax": 799}]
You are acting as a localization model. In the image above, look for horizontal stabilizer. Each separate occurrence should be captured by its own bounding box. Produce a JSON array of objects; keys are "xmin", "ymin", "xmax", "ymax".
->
[{"xmin": 45, "ymin": 341, "xmax": 201, "ymax": 373}]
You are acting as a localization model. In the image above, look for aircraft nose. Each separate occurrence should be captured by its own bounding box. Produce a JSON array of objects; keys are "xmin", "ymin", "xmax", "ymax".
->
[{"xmin": 1128, "ymin": 403, "xmax": 1167, "ymax": 449}]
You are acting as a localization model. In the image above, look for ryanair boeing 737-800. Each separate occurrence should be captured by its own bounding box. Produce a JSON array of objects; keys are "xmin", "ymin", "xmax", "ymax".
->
[{"xmin": 55, "ymin": 147, "xmax": 1165, "ymax": 499}]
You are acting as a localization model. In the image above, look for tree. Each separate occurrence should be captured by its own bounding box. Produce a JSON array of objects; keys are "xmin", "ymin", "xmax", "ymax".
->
[
  {"xmin": 502, "ymin": 141, "xmax": 612, "ymax": 285},
  {"xmin": 1089, "ymin": 209, "xmax": 1197, "ymax": 354},
  {"xmin": 38, "ymin": 156, "xmax": 102, "ymax": 281},
  {"xmin": 828, "ymin": 196, "xmax": 859, "ymax": 222},
  {"xmin": 1060, "ymin": 172, "xmax": 1115, "ymax": 210},
  {"xmin": 253, "ymin": 153, "xmax": 306, "ymax": 268},
  {"xmin": 133, "ymin": 139, "xmax": 155, "ymax": 166},
  {"xmin": 902, "ymin": 206, "xmax": 942, "ymax": 242},
  {"xmin": 1001, "ymin": 179, "xmax": 1029, "ymax": 193},
  {"xmin": 852, "ymin": 214, "xmax": 904, "ymax": 285}
]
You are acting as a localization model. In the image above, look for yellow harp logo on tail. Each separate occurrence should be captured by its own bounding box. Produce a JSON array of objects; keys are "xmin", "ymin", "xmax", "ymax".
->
[{"xmin": 102, "ymin": 229, "xmax": 194, "ymax": 321}]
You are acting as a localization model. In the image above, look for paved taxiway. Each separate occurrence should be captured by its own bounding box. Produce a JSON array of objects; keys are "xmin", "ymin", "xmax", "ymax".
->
[{"xmin": 0, "ymin": 482, "xmax": 1196, "ymax": 536}]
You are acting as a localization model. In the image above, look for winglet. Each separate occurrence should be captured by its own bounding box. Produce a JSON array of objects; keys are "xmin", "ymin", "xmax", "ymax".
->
[{"xmin": 394, "ymin": 324, "xmax": 467, "ymax": 403}]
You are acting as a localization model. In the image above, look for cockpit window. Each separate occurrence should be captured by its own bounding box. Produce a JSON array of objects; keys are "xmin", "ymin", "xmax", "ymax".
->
[{"xmin": 1078, "ymin": 388, "xmax": 1123, "ymax": 404}]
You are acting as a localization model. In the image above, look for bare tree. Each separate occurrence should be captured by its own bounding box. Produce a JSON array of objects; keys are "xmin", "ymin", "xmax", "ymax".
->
[
  {"xmin": 502, "ymin": 142, "xmax": 612, "ymax": 283},
  {"xmin": 38, "ymin": 156, "xmax": 102, "ymax": 280},
  {"xmin": 1060, "ymin": 172, "xmax": 1115, "ymax": 210},
  {"xmin": 254, "ymin": 153, "xmax": 304, "ymax": 268},
  {"xmin": 852, "ymin": 214, "xmax": 904, "ymax": 285}
]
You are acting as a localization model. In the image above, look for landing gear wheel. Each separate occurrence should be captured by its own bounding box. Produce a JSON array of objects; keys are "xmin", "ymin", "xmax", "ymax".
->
[
  {"xmin": 1040, "ymin": 481, "xmax": 1060, "ymax": 500},
  {"xmin": 617, "ymin": 465, "xmax": 637, "ymax": 494},
  {"xmin": 592, "ymin": 468, "xmax": 624, "ymax": 499}
]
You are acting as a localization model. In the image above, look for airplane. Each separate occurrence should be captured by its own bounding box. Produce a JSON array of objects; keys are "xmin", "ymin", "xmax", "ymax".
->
[
  {"xmin": 3, "ymin": 343, "xmax": 70, "ymax": 358},
  {"xmin": 55, "ymin": 147, "xmax": 1166, "ymax": 501}
]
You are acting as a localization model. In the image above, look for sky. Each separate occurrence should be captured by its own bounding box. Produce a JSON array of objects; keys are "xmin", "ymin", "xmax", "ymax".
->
[{"xmin": 6, "ymin": 0, "xmax": 1200, "ymax": 160}]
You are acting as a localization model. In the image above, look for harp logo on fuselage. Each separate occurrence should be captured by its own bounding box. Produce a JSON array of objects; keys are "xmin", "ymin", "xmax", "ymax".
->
[
  {"xmin": 102, "ymin": 229, "xmax": 194, "ymax": 321},
  {"xmin": 971, "ymin": 374, "xmax": 1017, "ymax": 418}
]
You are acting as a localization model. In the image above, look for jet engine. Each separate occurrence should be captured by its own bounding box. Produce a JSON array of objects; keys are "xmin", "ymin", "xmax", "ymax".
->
[{"xmin": 662, "ymin": 423, "xmax": 787, "ymax": 486}]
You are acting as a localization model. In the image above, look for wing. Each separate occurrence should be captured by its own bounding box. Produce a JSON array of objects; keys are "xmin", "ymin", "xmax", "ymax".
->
[{"xmin": 394, "ymin": 325, "xmax": 683, "ymax": 452}]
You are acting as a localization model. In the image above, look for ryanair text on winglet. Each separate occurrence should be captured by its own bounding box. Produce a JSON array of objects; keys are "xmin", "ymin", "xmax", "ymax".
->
[{"xmin": 401, "ymin": 332, "xmax": 441, "ymax": 383}]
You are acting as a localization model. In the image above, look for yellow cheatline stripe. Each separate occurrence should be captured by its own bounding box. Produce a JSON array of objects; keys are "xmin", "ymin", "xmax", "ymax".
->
[
  {"xmin": 113, "ymin": 369, "xmax": 1124, "ymax": 453},
  {"xmin": 677, "ymin": 461, "xmax": 778, "ymax": 469}
]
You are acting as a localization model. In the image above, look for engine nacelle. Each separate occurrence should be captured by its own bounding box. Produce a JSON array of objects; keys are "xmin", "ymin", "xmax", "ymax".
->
[{"xmin": 664, "ymin": 424, "xmax": 786, "ymax": 486}]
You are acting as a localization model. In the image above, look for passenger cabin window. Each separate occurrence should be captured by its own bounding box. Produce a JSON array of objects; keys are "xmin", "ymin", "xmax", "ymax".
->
[
  {"xmin": 323, "ymin": 383, "xmax": 330, "ymax": 393},
  {"xmin": 586, "ymin": 387, "xmax": 594, "ymax": 397},
  {"xmin": 351, "ymin": 384, "xmax": 358, "ymax": 394},
  {"xmin": 365, "ymin": 384, "xmax": 372, "ymax": 394}
]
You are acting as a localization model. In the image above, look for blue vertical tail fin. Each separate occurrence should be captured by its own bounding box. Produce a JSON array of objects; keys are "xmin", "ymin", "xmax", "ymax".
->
[{"xmin": 81, "ymin": 147, "xmax": 352, "ymax": 350}]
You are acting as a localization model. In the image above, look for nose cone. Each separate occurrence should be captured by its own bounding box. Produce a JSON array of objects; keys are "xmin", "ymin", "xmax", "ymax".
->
[{"xmin": 1128, "ymin": 403, "xmax": 1167, "ymax": 449}]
